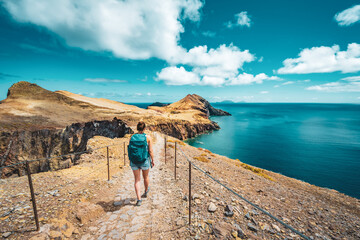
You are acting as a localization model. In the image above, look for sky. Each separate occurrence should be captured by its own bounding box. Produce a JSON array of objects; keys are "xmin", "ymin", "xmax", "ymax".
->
[{"xmin": 0, "ymin": 0, "xmax": 360, "ymax": 103}]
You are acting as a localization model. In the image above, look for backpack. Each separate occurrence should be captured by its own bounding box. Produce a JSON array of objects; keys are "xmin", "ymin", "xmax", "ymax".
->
[{"xmin": 128, "ymin": 133, "xmax": 149, "ymax": 164}]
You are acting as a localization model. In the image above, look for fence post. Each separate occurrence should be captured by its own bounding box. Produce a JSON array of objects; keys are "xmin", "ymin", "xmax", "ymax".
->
[
  {"xmin": 25, "ymin": 161, "xmax": 40, "ymax": 231},
  {"xmin": 123, "ymin": 142, "xmax": 126, "ymax": 166},
  {"xmin": 164, "ymin": 137, "xmax": 167, "ymax": 164},
  {"xmin": 189, "ymin": 160, "xmax": 191, "ymax": 226},
  {"xmin": 174, "ymin": 142, "xmax": 177, "ymax": 180},
  {"xmin": 107, "ymin": 147, "xmax": 110, "ymax": 181}
]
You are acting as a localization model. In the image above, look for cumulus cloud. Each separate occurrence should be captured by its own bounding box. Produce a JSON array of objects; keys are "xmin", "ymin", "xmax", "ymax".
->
[
  {"xmin": 84, "ymin": 78, "xmax": 127, "ymax": 83},
  {"xmin": 307, "ymin": 77, "xmax": 360, "ymax": 92},
  {"xmin": 226, "ymin": 11, "xmax": 252, "ymax": 28},
  {"xmin": 156, "ymin": 66, "xmax": 200, "ymax": 85},
  {"xmin": 2, "ymin": 0, "xmax": 203, "ymax": 61},
  {"xmin": 227, "ymin": 73, "xmax": 275, "ymax": 85},
  {"xmin": 335, "ymin": 5, "xmax": 360, "ymax": 26},
  {"xmin": 260, "ymin": 91, "xmax": 269, "ymax": 94},
  {"xmin": 277, "ymin": 43, "xmax": 360, "ymax": 74},
  {"xmin": 156, "ymin": 44, "xmax": 273, "ymax": 86},
  {"xmin": 3, "ymin": 0, "xmax": 267, "ymax": 87}
]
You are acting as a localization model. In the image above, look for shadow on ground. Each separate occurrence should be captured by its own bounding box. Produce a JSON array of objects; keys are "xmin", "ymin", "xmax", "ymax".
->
[{"xmin": 96, "ymin": 198, "xmax": 136, "ymax": 212}]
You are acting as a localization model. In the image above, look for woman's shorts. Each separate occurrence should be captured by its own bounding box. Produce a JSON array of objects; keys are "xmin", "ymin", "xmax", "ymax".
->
[{"xmin": 130, "ymin": 158, "xmax": 151, "ymax": 171}]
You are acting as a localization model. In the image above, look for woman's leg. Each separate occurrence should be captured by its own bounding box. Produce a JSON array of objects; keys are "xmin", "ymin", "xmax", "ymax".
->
[
  {"xmin": 132, "ymin": 169, "xmax": 141, "ymax": 200},
  {"xmin": 142, "ymin": 169, "xmax": 150, "ymax": 192}
]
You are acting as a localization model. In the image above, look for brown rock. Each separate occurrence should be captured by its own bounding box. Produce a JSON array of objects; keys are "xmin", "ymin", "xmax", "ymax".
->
[
  {"xmin": 29, "ymin": 233, "xmax": 48, "ymax": 240},
  {"xmin": 75, "ymin": 202, "xmax": 105, "ymax": 224},
  {"xmin": 213, "ymin": 221, "xmax": 233, "ymax": 238},
  {"xmin": 49, "ymin": 230, "xmax": 62, "ymax": 240}
]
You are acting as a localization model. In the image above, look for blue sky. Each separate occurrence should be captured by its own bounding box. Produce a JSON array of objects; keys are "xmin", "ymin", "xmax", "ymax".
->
[{"xmin": 1, "ymin": 0, "xmax": 360, "ymax": 103}]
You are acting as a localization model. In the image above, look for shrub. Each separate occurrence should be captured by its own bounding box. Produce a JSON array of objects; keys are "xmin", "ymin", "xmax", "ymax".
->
[
  {"xmin": 235, "ymin": 160, "xmax": 274, "ymax": 181},
  {"xmin": 193, "ymin": 156, "xmax": 209, "ymax": 163}
]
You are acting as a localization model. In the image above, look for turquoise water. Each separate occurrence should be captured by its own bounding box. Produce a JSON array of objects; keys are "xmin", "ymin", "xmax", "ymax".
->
[
  {"xmin": 186, "ymin": 103, "xmax": 360, "ymax": 199},
  {"xmin": 131, "ymin": 102, "xmax": 360, "ymax": 199}
]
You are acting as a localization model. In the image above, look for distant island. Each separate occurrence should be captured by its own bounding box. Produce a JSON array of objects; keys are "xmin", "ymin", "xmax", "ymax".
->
[{"xmin": 146, "ymin": 102, "xmax": 170, "ymax": 108}]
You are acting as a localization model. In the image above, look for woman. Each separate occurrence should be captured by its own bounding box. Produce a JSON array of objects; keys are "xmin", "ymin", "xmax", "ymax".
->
[{"xmin": 128, "ymin": 121, "xmax": 154, "ymax": 206}]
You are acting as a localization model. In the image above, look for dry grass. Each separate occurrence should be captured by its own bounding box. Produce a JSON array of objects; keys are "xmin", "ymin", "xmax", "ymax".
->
[
  {"xmin": 204, "ymin": 149, "xmax": 212, "ymax": 154},
  {"xmin": 235, "ymin": 159, "xmax": 274, "ymax": 181},
  {"xmin": 167, "ymin": 139, "xmax": 186, "ymax": 146},
  {"xmin": 193, "ymin": 156, "xmax": 209, "ymax": 163}
]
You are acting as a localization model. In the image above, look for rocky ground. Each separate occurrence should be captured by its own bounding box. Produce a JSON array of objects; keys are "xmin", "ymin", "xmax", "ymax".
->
[{"xmin": 1, "ymin": 132, "xmax": 360, "ymax": 239}]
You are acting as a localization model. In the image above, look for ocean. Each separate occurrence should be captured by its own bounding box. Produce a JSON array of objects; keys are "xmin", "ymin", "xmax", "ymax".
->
[{"xmin": 131, "ymin": 103, "xmax": 360, "ymax": 199}]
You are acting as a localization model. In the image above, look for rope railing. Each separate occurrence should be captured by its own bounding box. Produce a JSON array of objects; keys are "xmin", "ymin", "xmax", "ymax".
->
[{"xmin": 170, "ymin": 140, "xmax": 311, "ymax": 240}]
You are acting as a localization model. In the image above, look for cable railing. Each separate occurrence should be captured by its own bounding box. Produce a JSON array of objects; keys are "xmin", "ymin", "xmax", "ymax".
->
[{"xmin": 167, "ymin": 139, "xmax": 311, "ymax": 240}]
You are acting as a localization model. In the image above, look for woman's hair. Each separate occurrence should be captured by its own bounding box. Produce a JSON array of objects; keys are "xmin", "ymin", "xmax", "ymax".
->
[{"xmin": 137, "ymin": 121, "xmax": 146, "ymax": 132}]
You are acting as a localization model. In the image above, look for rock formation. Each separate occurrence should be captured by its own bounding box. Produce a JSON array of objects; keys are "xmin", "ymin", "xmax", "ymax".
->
[
  {"xmin": 147, "ymin": 102, "xmax": 170, "ymax": 108},
  {"xmin": 0, "ymin": 82, "xmax": 230, "ymax": 176},
  {"xmin": 0, "ymin": 118, "xmax": 132, "ymax": 178},
  {"xmin": 149, "ymin": 94, "xmax": 231, "ymax": 118}
]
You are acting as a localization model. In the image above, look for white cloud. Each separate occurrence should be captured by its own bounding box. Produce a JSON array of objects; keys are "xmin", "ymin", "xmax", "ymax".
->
[
  {"xmin": 201, "ymin": 76, "xmax": 225, "ymax": 86},
  {"xmin": 277, "ymin": 43, "xmax": 360, "ymax": 74},
  {"xmin": 156, "ymin": 66, "xmax": 200, "ymax": 85},
  {"xmin": 2, "ymin": 0, "xmax": 203, "ymax": 61},
  {"xmin": 282, "ymin": 81, "xmax": 295, "ymax": 85},
  {"xmin": 84, "ymin": 78, "xmax": 127, "ymax": 83},
  {"xmin": 341, "ymin": 76, "xmax": 360, "ymax": 81},
  {"xmin": 226, "ymin": 11, "xmax": 251, "ymax": 28},
  {"xmin": 157, "ymin": 44, "xmax": 268, "ymax": 86},
  {"xmin": 176, "ymin": 44, "xmax": 254, "ymax": 72},
  {"xmin": 227, "ymin": 73, "xmax": 277, "ymax": 85},
  {"xmin": 307, "ymin": 77, "xmax": 360, "ymax": 92},
  {"xmin": 260, "ymin": 91, "xmax": 269, "ymax": 94},
  {"xmin": 335, "ymin": 5, "xmax": 360, "ymax": 26}
]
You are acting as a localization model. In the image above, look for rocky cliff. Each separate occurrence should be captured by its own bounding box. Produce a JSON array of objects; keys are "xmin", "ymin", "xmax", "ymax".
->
[
  {"xmin": 0, "ymin": 82, "xmax": 230, "ymax": 177},
  {"xmin": 0, "ymin": 118, "xmax": 133, "ymax": 178},
  {"xmin": 148, "ymin": 120, "xmax": 220, "ymax": 140},
  {"xmin": 149, "ymin": 94, "xmax": 231, "ymax": 118}
]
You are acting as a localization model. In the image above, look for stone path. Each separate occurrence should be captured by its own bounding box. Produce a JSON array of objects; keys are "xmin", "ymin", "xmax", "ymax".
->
[{"xmin": 81, "ymin": 132, "xmax": 179, "ymax": 240}]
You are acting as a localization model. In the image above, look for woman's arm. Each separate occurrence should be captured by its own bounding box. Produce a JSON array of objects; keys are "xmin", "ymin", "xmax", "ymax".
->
[{"xmin": 147, "ymin": 136, "xmax": 155, "ymax": 167}]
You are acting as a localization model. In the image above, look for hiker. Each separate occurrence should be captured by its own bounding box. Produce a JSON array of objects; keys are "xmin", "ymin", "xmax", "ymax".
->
[{"xmin": 128, "ymin": 121, "xmax": 154, "ymax": 206}]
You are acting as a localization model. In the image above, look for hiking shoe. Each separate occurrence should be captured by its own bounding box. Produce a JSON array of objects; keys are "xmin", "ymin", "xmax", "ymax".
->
[
  {"xmin": 142, "ymin": 187, "xmax": 150, "ymax": 198},
  {"xmin": 136, "ymin": 199, "xmax": 142, "ymax": 206}
]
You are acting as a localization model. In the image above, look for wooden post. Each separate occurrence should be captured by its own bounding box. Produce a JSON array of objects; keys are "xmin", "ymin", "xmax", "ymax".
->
[
  {"xmin": 123, "ymin": 142, "xmax": 126, "ymax": 166},
  {"xmin": 25, "ymin": 161, "xmax": 39, "ymax": 231},
  {"xmin": 189, "ymin": 161, "xmax": 192, "ymax": 226},
  {"xmin": 164, "ymin": 137, "xmax": 167, "ymax": 164},
  {"xmin": 174, "ymin": 142, "xmax": 177, "ymax": 180},
  {"xmin": 107, "ymin": 147, "xmax": 110, "ymax": 181}
]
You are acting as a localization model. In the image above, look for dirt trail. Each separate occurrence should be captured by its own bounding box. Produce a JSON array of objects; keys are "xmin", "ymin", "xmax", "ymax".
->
[{"xmin": 81, "ymin": 132, "xmax": 184, "ymax": 240}]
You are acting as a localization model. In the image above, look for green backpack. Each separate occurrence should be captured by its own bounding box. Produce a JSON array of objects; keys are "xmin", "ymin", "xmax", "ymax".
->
[{"xmin": 128, "ymin": 133, "xmax": 149, "ymax": 164}]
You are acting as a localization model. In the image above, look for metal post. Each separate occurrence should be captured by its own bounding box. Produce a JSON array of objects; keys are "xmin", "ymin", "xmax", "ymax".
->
[
  {"xmin": 164, "ymin": 137, "xmax": 167, "ymax": 164},
  {"xmin": 25, "ymin": 161, "xmax": 39, "ymax": 231},
  {"xmin": 175, "ymin": 142, "xmax": 177, "ymax": 180},
  {"xmin": 107, "ymin": 147, "xmax": 110, "ymax": 181},
  {"xmin": 123, "ymin": 142, "xmax": 126, "ymax": 166},
  {"xmin": 189, "ymin": 161, "xmax": 191, "ymax": 226}
]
